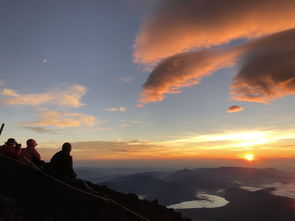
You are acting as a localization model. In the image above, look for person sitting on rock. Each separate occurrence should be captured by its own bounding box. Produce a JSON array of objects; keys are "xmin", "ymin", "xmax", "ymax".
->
[
  {"xmin": 47, "ymin": 142, "xmax": 102, "ymax": 194},
  {"xmin": 49, "ymin": 142, "xmax": 77, "ymax": 179},
  {"xmin": 0, "ymin": 138, "xmax": 21, "ymax": 159},
  {"xmin": 19, "ymin": 139, "xmax": 44, "ymax": 167}
]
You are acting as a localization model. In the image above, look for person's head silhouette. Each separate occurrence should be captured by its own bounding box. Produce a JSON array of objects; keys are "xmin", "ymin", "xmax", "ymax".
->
[
  {"xmin": 5, "ymin": 138, "xmax": 17, "ymax": 146},
  {"xmin": 62, "ymin": 142, "xmax": 72, "ymax": 154},
  {"xmin": 26, "ymin": 139, "xmax": 37, "ymax": 148}
]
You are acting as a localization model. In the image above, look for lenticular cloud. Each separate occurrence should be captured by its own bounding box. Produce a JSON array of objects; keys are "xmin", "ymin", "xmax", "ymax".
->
[
  {"xmin": 230, "ymin": 29, "xmax": 295, "ymax": 103},
  {"xmin": 134, "ymin": 0, "xmax": 295, "ymax": 107},
  {"xmin": 134, "ymin": 0, "xmax": 295, "ymax": 63}
]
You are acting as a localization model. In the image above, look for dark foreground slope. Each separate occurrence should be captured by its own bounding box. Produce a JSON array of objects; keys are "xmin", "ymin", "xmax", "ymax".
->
[{"xmin": 0, "ymin": 155, "xmax": 190, "ymax": 221}]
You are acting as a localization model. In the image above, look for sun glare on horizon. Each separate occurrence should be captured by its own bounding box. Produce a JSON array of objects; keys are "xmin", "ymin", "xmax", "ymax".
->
[{"xmin": 244, "ymin": 154, "xmax": 255, "ymax": 162}]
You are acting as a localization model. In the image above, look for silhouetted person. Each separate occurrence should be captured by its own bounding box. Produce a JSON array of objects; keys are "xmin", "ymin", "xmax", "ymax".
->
[
  {"xmin": 19, "ymin": 139, "xmax": 44, "ymax": 167},
  {"xmin": 50, "ymin": 142, "xmax": 77, "ymax": 179},
  {"xmin": 47, "ymin": 143, "xmax": 100, "ymax": 194},
  {"xmin": 0, "ymin": 138, "xmax": 21, "ymax": 159}
]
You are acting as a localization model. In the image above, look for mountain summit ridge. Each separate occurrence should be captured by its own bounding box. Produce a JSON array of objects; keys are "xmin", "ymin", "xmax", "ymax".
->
[{"xmin": 0, "ymin": 155, "xmax": 190, "ymax": 221}]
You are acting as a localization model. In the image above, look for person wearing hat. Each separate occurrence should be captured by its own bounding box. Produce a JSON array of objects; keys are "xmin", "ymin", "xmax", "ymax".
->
[
  {"xmin": 0, "ymin": 138, "xmax": 21, "ymax": 159},
  {"xmin": 19, "ymin": 139, "xmax": 44, "ymax": 166}
]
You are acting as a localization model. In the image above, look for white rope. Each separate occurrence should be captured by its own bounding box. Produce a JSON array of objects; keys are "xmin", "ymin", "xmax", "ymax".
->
[{"xmin": 0, "ymin": 153, "xmax": 151, "ymax": 221}]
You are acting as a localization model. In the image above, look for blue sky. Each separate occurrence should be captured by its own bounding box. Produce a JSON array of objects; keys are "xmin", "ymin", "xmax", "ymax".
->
[{"xmin": 1, "ymin": 0, "xmax": 295, "ymax": 168}]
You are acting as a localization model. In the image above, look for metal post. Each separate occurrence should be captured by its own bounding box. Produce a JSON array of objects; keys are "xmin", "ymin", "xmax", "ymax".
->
[{"xmin": 0, "ymin": 123, "xmax": 5, "ymax": 136}]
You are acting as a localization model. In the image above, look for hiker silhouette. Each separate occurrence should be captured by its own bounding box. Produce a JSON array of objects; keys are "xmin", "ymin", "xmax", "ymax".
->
[
  {"xmin": 0, "ymin": 138, "xmax": 21, "ymax": 159},
  {"xmin": 46, "ymin": 142, "xmax": 100, "ymax": 194},
  {"xmin": 49, "ymin": 142, "xmax": 77, "ymax": 179},
  {"xmin": 19, "ymin": 139, "xmax": 45, "ymax": 167}
]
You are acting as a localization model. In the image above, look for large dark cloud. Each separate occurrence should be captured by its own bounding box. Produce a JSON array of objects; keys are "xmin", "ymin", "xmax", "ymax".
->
[
  {"xmin": 137, "ymin": 27, "xmax": 295, "ymax": 106},
  {"xmin": 230, "ymin": 29, "xmax": 295, "ymax": 103},
  {"xmin": 134, "ymin": 0, "xmax": 295, "ymax": 63},
  {"xmin": 135, "ymin": 0, "xmax": 295, "ymax": 107}
]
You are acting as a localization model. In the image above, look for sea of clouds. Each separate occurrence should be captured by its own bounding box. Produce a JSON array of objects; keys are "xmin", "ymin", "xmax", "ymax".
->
[
  {"xmin": 167, "ymin": 193, "xmax": 229, "ymax": 209},
  {"xmin": 241, "ymin": 183, "xmax": 295, "ymax": 200}
]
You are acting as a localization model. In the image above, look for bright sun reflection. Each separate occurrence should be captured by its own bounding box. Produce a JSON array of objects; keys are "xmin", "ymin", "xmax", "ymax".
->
[{"xmin": 244, "ymin": 154, "xmax": 254, "ymax": 161}]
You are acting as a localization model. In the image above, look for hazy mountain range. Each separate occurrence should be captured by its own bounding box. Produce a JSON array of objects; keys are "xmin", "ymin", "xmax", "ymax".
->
[{"xmin": 77, "ymin": 166, "xmax": 295, "ymax": 221}]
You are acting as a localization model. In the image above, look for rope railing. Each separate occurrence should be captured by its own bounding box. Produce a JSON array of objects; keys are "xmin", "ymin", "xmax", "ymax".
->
[{"xmin": 0, "ymin": 153, "xmax": 151, "ymax": 221}]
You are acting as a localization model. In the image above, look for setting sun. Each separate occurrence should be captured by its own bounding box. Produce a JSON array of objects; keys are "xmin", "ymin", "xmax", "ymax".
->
[{"xmin": 244, "ymin": 154, "xmax": 254, "ymax": 161}]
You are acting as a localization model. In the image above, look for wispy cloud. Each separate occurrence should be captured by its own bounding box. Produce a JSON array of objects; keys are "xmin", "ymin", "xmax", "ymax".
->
[
  {"xmin": 116, "ymin": 119, "xmax": 143, "ymax": 128},
  {"xmin": 0, "ymin": 84, "xmax": 87, "ymax": 108},
  {"xmin": 20, "ymin": 126, "xmax": 58, "ymax": 134},
  {"xmin": 121, "ymin": 76, "xmax": 135, "ymax": 83},
  {"xmin": 227, "ymin": 105, "xmax": 244, "ymax": 113},
  {"xmin": 24, "ymin": 109, "xmax": 98, "ymax": 128},
  {"xmin": 105, "ymin": 106, "xmax": 127, "ymax": 112},
  {"xmin": 70, "ymin": 140, "xmax": 164, "ymax": 159}
]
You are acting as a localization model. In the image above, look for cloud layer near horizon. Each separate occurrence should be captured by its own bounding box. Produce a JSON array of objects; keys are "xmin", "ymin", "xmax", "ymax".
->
[
  {"xmin": 135, "ymin": 0, "xmax": 295, "ymax": 106},
  {"xmin": 36, "ymin": 128, "xmax": 295, "ymax": 160}
]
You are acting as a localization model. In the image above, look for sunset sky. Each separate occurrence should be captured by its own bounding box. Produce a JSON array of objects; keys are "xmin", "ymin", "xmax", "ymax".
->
[{"xmin": 0, "ymin": 0, "xmax": 295, "ymax": 169}]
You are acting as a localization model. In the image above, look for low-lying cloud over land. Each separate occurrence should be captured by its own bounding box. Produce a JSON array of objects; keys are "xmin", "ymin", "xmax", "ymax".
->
[
  {"xmin": 242, "ymin": 183, "xmax": 295, "ymax": 200},
  {"xmin": 167, "ymin": 193, "xmax": 229, "ymax": 209}
]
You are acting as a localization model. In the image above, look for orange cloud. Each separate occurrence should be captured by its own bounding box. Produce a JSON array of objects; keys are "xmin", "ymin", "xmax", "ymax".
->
[
  {"xmin": 230, "ymin": 29, "xmax": 295, "ymax": 103},
  {"xmin": 134, "ymin": 0, "xmax": 295, "ymax": 63},
  {"xmin": 137, "ymin": 26, "xmax": 295, "ymax": 106},
  {"xmin": 227, "ymin": 105, "xmax": 244, "ymax": 113},
  {"xmin": 36, "ymin": 129, "xmax": 295, "ymax": 160},
  {"xmin": 0, "ymin": 84, "xmax": 87, "ymax": 108},
  {"xmin": 138, "ymin": 47, "xmax": 241, "ymax": 104},
  {"xmin": 25, "ymin": 109, "xmax": 97, "ymax": 127},
  {"xmin": 70, "ymin": 140, "xmax": 165, "ymax": 160}
]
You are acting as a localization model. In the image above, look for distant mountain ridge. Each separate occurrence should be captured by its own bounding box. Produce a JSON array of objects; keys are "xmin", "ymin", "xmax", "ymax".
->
[
  {"xmin": 99, "ymin": 166, "xmax": 295, "ymax": 221},
  {"xmin": 102, "ymin": 166, "xmax": 295, "ymax": 205},
  {"xmin": 0, "ymin": 155, "xmax": 190, "ymax": 221}
]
